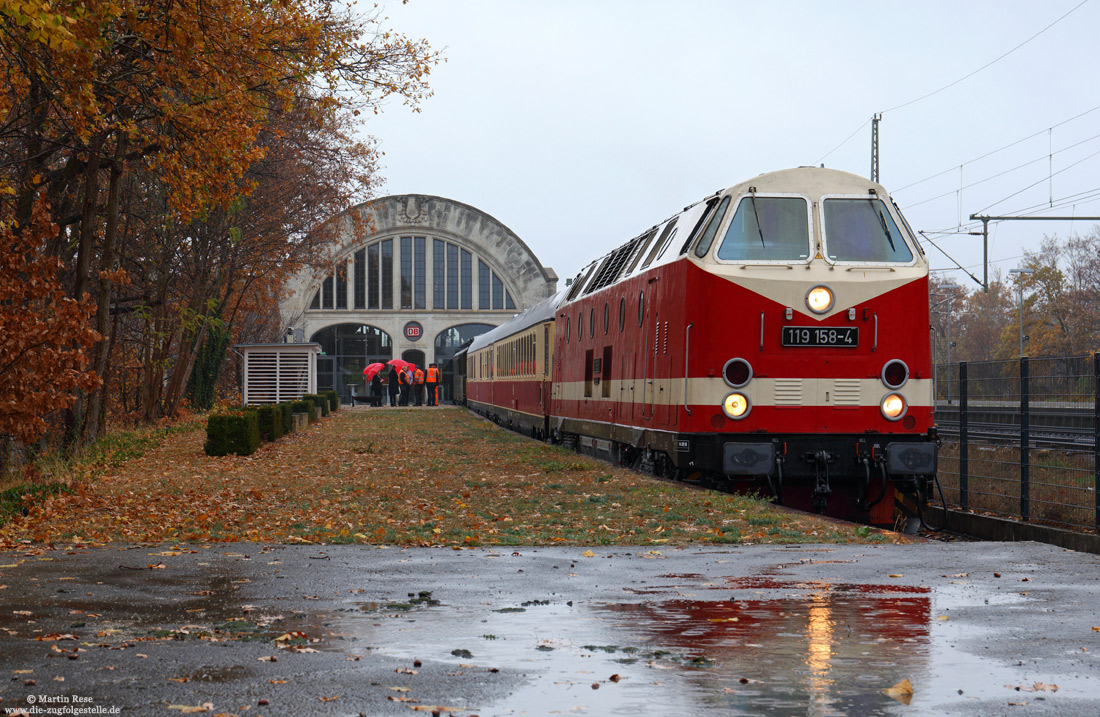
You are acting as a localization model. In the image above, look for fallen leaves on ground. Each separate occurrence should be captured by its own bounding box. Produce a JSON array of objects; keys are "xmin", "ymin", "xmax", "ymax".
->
[
  {"xmin": 0, "ymin": 408, "xmax": 902, "ymax": 547},
  {"xmin": 882, "ymin": 677, "xmax": 914, "ymax": 705}
]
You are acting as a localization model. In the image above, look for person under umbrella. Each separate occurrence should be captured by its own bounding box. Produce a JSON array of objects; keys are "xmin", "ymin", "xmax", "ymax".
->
[{"xmin": 387, "ymin": 366, "xmax": 401, "ymax": 407}]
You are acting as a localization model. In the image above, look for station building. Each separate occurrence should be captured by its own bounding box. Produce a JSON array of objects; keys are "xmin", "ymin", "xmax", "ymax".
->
[{"xmin": 280, "ymin": 194, "xmax": 558, "ymax": 401}]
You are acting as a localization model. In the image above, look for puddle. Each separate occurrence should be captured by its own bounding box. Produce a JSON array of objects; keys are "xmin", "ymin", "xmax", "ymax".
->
[
  {"xmin": 253, "ymin": 576, "xmax": 1088, "ymax": 716},
  {"xmin": 3, "ymin": 556, "xmax": 1093, "ymax": 715}
]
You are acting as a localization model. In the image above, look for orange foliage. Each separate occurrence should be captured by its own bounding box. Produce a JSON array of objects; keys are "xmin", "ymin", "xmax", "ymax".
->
[{"xmin": 0, "ymin": 198, "xmax": 100, "ymax": 444}]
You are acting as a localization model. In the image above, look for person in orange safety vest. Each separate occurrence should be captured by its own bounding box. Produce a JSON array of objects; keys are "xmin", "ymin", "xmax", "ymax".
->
[
  {"xmin": 426, "ymin": 363, "xmax": 441, "ymax": 406},
  {"xmin": 413, "ymin": 366, "xmax": 425, "ymax": 406}
]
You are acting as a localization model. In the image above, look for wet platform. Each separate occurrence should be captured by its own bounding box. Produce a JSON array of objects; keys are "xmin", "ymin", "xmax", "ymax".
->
[{"xmin": 0, "ymin": 542, "xmax": 1097, "ymax": 715}]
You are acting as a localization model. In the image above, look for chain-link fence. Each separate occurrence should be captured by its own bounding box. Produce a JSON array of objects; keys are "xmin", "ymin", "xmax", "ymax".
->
[{"xmin": 933, "ymin": 355, "xmax": 1098, "ymax": 532}]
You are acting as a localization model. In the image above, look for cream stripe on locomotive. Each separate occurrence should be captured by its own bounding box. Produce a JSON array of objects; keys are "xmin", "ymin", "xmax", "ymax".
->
[{"xmin": 552, "ymin": 376, "xmax": 933, "ymax": 408}]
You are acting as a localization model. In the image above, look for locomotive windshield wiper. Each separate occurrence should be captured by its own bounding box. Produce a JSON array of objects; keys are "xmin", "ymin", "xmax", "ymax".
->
[
  {"xmin": 749, "ymin": 193, "xmax": 767, "ymax": 248},
  {"xmin": 875, "ymin": 205, "xmax": 896, "ymax": 253}
]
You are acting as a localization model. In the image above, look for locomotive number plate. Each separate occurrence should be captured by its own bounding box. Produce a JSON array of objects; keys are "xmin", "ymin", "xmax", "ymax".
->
[{"xmin": 782, "ymin": 326, "xmax": 859, "ymax": 347}]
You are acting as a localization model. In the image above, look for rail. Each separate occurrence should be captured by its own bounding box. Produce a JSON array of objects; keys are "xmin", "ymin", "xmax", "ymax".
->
[{"xmin": 932, "ymin": 354, "xmax": 1100, "ymax": 533}]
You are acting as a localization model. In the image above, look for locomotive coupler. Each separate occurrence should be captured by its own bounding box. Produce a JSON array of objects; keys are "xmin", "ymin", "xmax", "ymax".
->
[{"xmin": 806, "ymin": 450, "xmax": 835, "ymax": 514}]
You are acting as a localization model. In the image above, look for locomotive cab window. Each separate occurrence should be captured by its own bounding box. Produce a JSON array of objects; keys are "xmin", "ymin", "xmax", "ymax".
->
[
  {"xmin": 821, "ymin": 197, "xmax": 914, "ymax": 264},
  {"xmin": 716, "ymin": 195, "xmax": 810, "ymax": 262},
  {"xmin": 692, "ymin": 196, "xmax": 731, "ymax": 258}
]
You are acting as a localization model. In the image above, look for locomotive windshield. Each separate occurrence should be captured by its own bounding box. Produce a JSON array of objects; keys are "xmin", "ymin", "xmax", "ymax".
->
[
  {"xmin": 822, "ymin": 198, "xmax": 914, "ymax": 263},
  {"xmin": 715, "ymin": 196, "xmax": 810, "ymax": 262}
]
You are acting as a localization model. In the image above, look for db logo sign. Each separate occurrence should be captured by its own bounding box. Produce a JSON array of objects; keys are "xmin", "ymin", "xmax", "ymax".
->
[{"xmin": 403, "ymin": 322, "xmax": 423, "ymax": 342}]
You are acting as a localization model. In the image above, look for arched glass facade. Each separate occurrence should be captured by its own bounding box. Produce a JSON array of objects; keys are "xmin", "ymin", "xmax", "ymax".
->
[
  {"xmin": 308, "ymin": 236, "xmax": 517, "ymax": 312},
  {"xmin": 310, "ymin": 324, "xmax": 392, "ymax": 400}
]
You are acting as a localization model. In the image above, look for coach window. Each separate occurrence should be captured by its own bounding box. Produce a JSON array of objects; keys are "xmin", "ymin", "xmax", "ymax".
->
[
  {"xmin": 822, "ymin": 197, "xmax": 914, "ymax": 264},
  {"xmin": 717, "ymin": 196, "xmax": 811, "ymax": 262}
]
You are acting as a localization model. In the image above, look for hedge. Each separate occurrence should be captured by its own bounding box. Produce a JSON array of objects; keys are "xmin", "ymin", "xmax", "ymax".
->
[
  {"xmin": 278, "ymin": 402, "xmax": 294, "ymax": 434},
  {"xmin": 303, "ymin": 394, "xmax": 329, "ymax": 417},
  {"xmin": 256, "ymin": 405, "xmax": 283, "ymax": 442},
  {"xmin": 323, "ymin": 390, "xmax": 338, "ymax": 412},
  {"xmin": 204, "ymin": 411, "xmax": 261, "ymax": 456},
  {"xmin": 291, "ymin": 399, "xmax": 314, "ymax": 423}
]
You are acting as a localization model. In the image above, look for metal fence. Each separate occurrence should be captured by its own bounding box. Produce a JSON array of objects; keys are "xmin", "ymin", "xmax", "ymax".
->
[{"xmin": 933, "ymin": 354, "xmax": 1099, "ymax": 533}]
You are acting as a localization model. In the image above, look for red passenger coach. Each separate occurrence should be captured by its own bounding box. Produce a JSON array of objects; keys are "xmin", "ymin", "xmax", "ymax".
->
[{"xmin": 465, "ymin": 167, "xmax": 938, "ymax": 523}]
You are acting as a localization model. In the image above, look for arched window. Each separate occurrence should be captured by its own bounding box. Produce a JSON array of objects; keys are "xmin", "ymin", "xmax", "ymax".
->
[{"xmin": 308, "ymin": 239, "xmax": 518, "ymax": 313}]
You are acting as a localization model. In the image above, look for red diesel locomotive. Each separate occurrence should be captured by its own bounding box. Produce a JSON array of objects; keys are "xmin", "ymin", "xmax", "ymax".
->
[{"xmin": 464, "ymin": 167, "xmax": 938, "ymax": 522}]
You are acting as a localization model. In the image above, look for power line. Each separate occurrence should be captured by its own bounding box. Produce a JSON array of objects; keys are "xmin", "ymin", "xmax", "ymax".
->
[
  {"xmin": 883, "ymin": 0, "xmax": 1090, "ymax": 113},
  {"xmin": 975, "ymin": 147, "xmax": 1100, "ymax": 213},
  {"xmin": 893, "ymin": 104, "xmax": 1100, "ymax": 193},
  {"xmin": 814, "ymin": 2, "xmax": 1091, "ymax": 179},
  {"xmin": 813, "ymin": 117, "xmax": 871, "ymax": 166},
  {"xmin": 900, "ymin": 131, "xmax": 1100, "ymax": 210}
]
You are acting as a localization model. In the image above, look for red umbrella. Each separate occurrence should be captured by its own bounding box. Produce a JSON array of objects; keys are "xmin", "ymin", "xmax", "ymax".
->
[
  {"xmin": 362, "ymin": 362, "xmax": 385, "ymax": 381},
  {"xmin": 386, "ymin": 358, "xmax": 413, "ymax": 371}
]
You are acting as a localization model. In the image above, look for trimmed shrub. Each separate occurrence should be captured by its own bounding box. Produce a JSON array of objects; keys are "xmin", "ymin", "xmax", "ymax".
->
[
  {"xmin": 323, "ymin": 390, "xmax": 339, "ymax": 412},
  {"xmin": 204, "ymin": 411, "xmax": 261, "ymax": 456},
  {"xmin": 304, "ymin": 393, "xmax": 329, "ymax": 417},
  {"xmin": 256, "ymin": 405, "xmax": 283, "ymax": 442},
  {"xmin": 278, "ymin": 402, "xmax": 294, "ymax": 434},
  {"xmin": 291, "ymin": 400, "xmax": 313, "ymax": 423}
]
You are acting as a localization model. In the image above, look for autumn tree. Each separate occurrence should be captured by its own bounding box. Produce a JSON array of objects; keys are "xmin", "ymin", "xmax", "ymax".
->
[
  {"xmin": 1009, "ymin": 233, "xmax": 1100, "ymax": 358},
  {"xmin": 0, "ymin": 198, "xmax": 99, "ymax": 450},
  {"xmin": 1, "ymin": 1, "xmax": 438, "ymax": 443}
]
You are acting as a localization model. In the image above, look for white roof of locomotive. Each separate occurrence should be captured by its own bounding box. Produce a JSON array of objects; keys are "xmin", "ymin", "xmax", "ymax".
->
[
  {"xmin": 563, "ymin": 166, "xmax": 899, "ymax": 294},
  {"xmin": 468, "ymin": 167, "xmax": 902, "ymax": 353}
]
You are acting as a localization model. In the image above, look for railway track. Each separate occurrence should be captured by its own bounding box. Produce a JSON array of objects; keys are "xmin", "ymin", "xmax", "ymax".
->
[{"xmin": 935, "ymin": 419, "xmax": 1096, "ymax": 452}]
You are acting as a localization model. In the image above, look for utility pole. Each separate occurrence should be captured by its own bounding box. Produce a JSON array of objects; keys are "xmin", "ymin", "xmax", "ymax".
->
[
  {"xmin": 870, "ymin": 113, "xmax": 881, "ymax": 183},
  {"xmin": 1009, "ymin": 268, "xmax": 1032, "ymax": 357},
  {"xmin": 969, "ymin": 214, "xmax": 1100, "ymax": 293}
]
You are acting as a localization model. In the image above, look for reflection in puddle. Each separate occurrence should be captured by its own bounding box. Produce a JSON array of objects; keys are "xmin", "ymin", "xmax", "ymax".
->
[
  {"xmin": 305, "ymin": 580, "xmax": 936, "ymax": 716},
  {"xmin": 597, "ymin": 583, "xmax": 930, "ymax": 715}
]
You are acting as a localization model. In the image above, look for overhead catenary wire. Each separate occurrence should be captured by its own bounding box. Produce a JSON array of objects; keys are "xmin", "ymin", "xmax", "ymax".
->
[
  {"xmin": 814, "ymin": 2, "xmax": 1092, "ymax": 170},
  {"xmin": 893, "ymin": 104, "xmax": 1100, "ymax": 194},
  {"xmin": 882, "ymin": 0, "xmax": 1090, "ymax": 114},
  {"xmin": 900, "ymin": 131, "xmax": 1100, "ymax": 211},
  {"xmin": 974, "ymin": 147, "xmax": 1100, "ymax": 214}
]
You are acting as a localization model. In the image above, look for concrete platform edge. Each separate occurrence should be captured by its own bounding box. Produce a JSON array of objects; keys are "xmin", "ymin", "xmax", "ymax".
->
[{"xmin": 929, "ymin": 506, "xmax": 1100, "ymax": 554}]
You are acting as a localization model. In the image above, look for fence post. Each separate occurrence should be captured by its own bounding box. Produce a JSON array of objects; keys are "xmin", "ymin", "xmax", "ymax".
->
[
  {"xmin": 1020, "ymin": 356, "xmax": 1030, "ymax": 521},
  {"xmin": 1094, "ymin": 353, "xmax": 1099, "ymax": 532},
  {"xmin": 959, "ymin": 361, "xmax": 968, "ymax": 510}
]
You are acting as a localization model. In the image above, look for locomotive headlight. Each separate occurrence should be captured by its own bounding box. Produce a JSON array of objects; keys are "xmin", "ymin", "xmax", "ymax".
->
[
  {"xmin": 806, "ymin": 285, "xmax": 834, "ymax": 314},
  {"xmin": 880, "ymin": 392, "xmax": 907, "ymax": 421},
  {"xmin": 722, "ymin": 392, "xmax": 751, "ymax": 420}
]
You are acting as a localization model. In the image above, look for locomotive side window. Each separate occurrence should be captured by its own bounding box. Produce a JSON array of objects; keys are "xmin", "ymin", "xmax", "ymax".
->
[
  {"xmin": 638, "ymin": 290, "xmax": 645, "ymax": 326},
  {"xmin": 822, "ymin": 198, "xmax": 914, "ymax": 263},
  {"xmin": 679, "ymin": 198, "xmax": 720, "ymax": 256},
  {"xmin": 716, "ymin": 196, "xmax": 810, "ymax": 262},
  {"xmin": 693, "ymin": 196, "xmax": 731, "ymax": 258},
  {"xmin": 619, "ymin": 297, "xmax": 625, "ymax": 331},
  {"xmin": 640, "ymin": 218, "xmax": 679, "ymax": 270}
]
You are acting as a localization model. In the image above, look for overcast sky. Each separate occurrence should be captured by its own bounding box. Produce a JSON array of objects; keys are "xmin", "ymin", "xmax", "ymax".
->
[{"xmin": 359, "ymin": 0, "xmax": 1100, "ymax": 291}]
